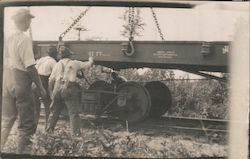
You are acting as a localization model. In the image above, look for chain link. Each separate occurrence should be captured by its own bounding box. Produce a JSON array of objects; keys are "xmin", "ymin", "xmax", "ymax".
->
[
  {"xmin": 151, "ymin": 8, "xmax": 165, "ymax": 41},
  {"xmin": 59, "ymin": 7, "xmax": 91, "ymax": 41},
  {"xmin": 128, "ymin": 7, "xmax": 135, "ymax": 41}
]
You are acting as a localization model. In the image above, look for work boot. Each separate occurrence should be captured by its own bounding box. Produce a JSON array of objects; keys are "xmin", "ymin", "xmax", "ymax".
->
[
  {"xmin": 17, "ymin": 144, "xmax": 33, "ymax": 155},
  {"xmin": 71, "ymin": 133, "xmax": 82, "ymax": 141},
  {"xmin": 17, "ymin": 136, "xmax": 33, "ymax": 155},
  {"xmin": 73, "ymin": 130, "xmax": 81, "ymax": 137},
  {"xmin": 46, "ymin": 127, "xmax": 54, "ymax": 134}
]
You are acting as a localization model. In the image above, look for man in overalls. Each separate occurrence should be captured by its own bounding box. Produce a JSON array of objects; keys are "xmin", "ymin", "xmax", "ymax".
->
[
  {"xmin": 46, "ymin": 46, "xmax": 94, "ymax": 137},
  {"xmin": 33, "ymin": 46, "xmax": 57, "ymax": 129},
  {"xmin": 1, "ymin": 9, "xmax": 47, "ymax": 154}
]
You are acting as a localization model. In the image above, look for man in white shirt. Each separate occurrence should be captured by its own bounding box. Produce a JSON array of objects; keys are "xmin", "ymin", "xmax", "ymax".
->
[
  {"xmin": 33, "ymin": 46, "xmax": 57, "ymax": 129},
  {"xmin": 1, "ymin": 9, "xmax": 46, "ymax": 154},
  {"xmin": 46, "ymin": 46, "xmax": 94, "ymax": 136}
]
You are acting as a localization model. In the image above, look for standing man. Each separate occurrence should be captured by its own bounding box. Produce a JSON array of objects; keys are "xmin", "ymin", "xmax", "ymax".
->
[
  {"xmin": 1, "ymin": 9, "xmax": 46, "ymax": 154},
  {"xmin": 33, "ymin": 46, "xmax": 57, "ymax": 129},
  {"xmin": 46, "ymin": 46, "xmax": 94, "ymax": 137}
]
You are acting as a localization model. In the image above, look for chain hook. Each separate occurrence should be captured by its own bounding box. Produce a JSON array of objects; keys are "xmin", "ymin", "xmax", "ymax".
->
[
  {"xmin": 121, "ymin": 7, "xmax": 135, "ymax": 56},
  {"xmin": 121, "ymin": 40, "xmax": 135, "ymax": 56}
]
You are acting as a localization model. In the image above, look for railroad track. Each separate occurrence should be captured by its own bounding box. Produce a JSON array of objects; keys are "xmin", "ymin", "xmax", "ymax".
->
[
  {"xmin": 79, "ymin": 114, "xmax": 228, "ymax": 141},
  {"xmin": 40, "ymin": 111, "xmax": 228, "ymax": 134},
  {"xmin": 81, "ymin": 115, "xmax": 227, "ymax": 130},
  {"xmin": 39, "ymin": 109, "xmax": 228, "ymax": 142}
]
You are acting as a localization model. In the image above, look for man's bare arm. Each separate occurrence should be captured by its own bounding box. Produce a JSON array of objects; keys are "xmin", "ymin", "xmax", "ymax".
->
[
  {"xmin": 79, "ymin": 57, "xmax": 94, "ymax": 70},
  {"xmin": 48, "ymin": 78, "xmax": 55, "ymax": 98}
]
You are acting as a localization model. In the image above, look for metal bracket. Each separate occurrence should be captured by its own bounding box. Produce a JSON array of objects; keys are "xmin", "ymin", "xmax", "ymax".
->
[{"xmin": 201, "ymin": 42, "xmax": 212, "ymax": 57}]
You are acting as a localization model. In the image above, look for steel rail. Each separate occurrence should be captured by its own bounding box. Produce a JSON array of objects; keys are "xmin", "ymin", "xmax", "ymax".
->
[
  {"xmin": 39, "ymin": 109, "xmax": 228, "ymax": 135},
  {"xmin": 87, "ymin": 115, "xmax": 228, "ymax": 133}
]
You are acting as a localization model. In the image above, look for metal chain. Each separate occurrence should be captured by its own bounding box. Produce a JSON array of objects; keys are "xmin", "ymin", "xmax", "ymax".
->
[
  {"xmin": 150, "ymin": 8, "xmax": 165, "ymax": 41},
  {"xmin": 128, "ymin": 7, "xmax": 135, "ymax": 41},
  {"xmin": 59, "ymin": 7, "xmax": 91, "ymax": 41},
  {"xmin": 128, "ymin": 7, "xmax": 132, "ymax": 26}
]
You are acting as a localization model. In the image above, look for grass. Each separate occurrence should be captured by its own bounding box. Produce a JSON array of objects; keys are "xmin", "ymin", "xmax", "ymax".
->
[{"xmin": 2, "ymin": 120, "xmax": 228, "ymax": 158}]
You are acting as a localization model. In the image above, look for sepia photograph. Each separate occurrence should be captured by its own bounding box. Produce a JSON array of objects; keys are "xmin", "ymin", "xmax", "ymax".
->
[{"xmin": 0, "ymin": 0, "xmax": 249, "ymax": 159}]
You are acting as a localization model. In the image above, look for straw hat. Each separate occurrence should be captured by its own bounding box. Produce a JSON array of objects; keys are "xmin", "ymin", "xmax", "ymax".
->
[{"xmin": 11, "ymin": 8, "xmax": 35, "ymax": 21}]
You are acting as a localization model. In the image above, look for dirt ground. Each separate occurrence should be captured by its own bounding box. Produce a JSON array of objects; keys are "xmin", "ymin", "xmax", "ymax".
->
[{"xmin": 2, "ymin": 120, "xmax": 228, "ymax": 158}]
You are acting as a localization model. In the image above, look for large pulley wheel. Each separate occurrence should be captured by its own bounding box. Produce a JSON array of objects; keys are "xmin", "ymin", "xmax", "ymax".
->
[
  {"xmin": 144, "ymin": 81, "xmax": 172, "ymax": 117},
  {"xmin": 88, "ymin": 80, "xmax": 114, "ymax": 109},
  {"xmin": 114, "ymin": 81, "xmax": 151, "ymax": 122}
]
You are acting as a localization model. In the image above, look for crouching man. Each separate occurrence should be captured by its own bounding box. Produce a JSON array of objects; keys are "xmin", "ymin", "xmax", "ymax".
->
[{"xmin": 46, "ymin": 46, "xmax": 94, "ymax": 136}]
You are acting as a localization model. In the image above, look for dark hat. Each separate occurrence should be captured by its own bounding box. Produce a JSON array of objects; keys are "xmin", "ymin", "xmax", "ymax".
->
[
  {"xmin": 47, "ymin": 46, "xmax": 57, "ymax": 58},
  {"xmin": 61, "ymin": 47, "xmax": 73, "ymax": 58},
  {"xmin": 47, "ymin": 46, "xmax": 57, "ymax": 53},
  {"xmin": 11, "ymin": 8, "xmax": 35, "ymax": 21},
  {"xmin": 63, "ymin": 47, "xmax": 73, "ymax": 55}
]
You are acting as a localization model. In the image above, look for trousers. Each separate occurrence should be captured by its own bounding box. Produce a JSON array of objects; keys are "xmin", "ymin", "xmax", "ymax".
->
[
  {"xmin": 1, "ymin": 68, "xmax": 36, "ymax": 154},
  {"xmin": 46, "ymin": 81, "xmax": 82, "ymax": 136},
  {"xmin": 33, "ymin": 75, "xmax": 51, "ymax": 130}
]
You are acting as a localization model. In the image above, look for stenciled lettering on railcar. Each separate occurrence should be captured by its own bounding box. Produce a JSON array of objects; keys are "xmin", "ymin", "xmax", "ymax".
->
[
  {"xmin": 222, "ymin": 45, "xmax": 229, "ymax": 54},
  {"xmin": 88, "ymin": 51, "xmax": 111, "ymax": 57},
  {"xmin": 153, "ymin": 50, "xmax": 177, "ymax": 59}
]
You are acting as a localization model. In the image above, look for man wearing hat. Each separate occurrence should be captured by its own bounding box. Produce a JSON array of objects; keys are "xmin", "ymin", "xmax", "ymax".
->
[
  {"xmin": 46, "ymin": 46, "xmax": 94, "ymax": 137},
  {"xmin": 1, "ymin": 8, "xmax": 47, "ymax": 154},
  {"xmin": 33, "ymin": 46, "xmax": 58, "ymax": 129}
]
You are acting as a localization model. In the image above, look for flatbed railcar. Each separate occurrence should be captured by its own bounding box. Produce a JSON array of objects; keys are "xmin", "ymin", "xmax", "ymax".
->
[{"xmin": 33, "ymin": 40, "xmax": 229, "ymax": 122}]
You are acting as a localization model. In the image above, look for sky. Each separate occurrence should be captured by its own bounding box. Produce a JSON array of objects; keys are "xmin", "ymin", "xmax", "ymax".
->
[
  {"xmin": 3, "ymin": 2, "xmax": 249, "ymax": 78},
  {"xmin": 4, "ymin": 2, "xmax": 249, "ymax": 41}
]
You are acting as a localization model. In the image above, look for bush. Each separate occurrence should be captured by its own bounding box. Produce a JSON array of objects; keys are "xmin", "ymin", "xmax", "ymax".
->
[{"xmin": 167, "ymin": 80, "xmax": 229, "ymax": 119}]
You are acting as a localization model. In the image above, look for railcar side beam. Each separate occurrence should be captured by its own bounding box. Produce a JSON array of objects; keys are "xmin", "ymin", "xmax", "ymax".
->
[{"xmin": 34, "ymin": 41, "xmax": 229, "ymax": 73}]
